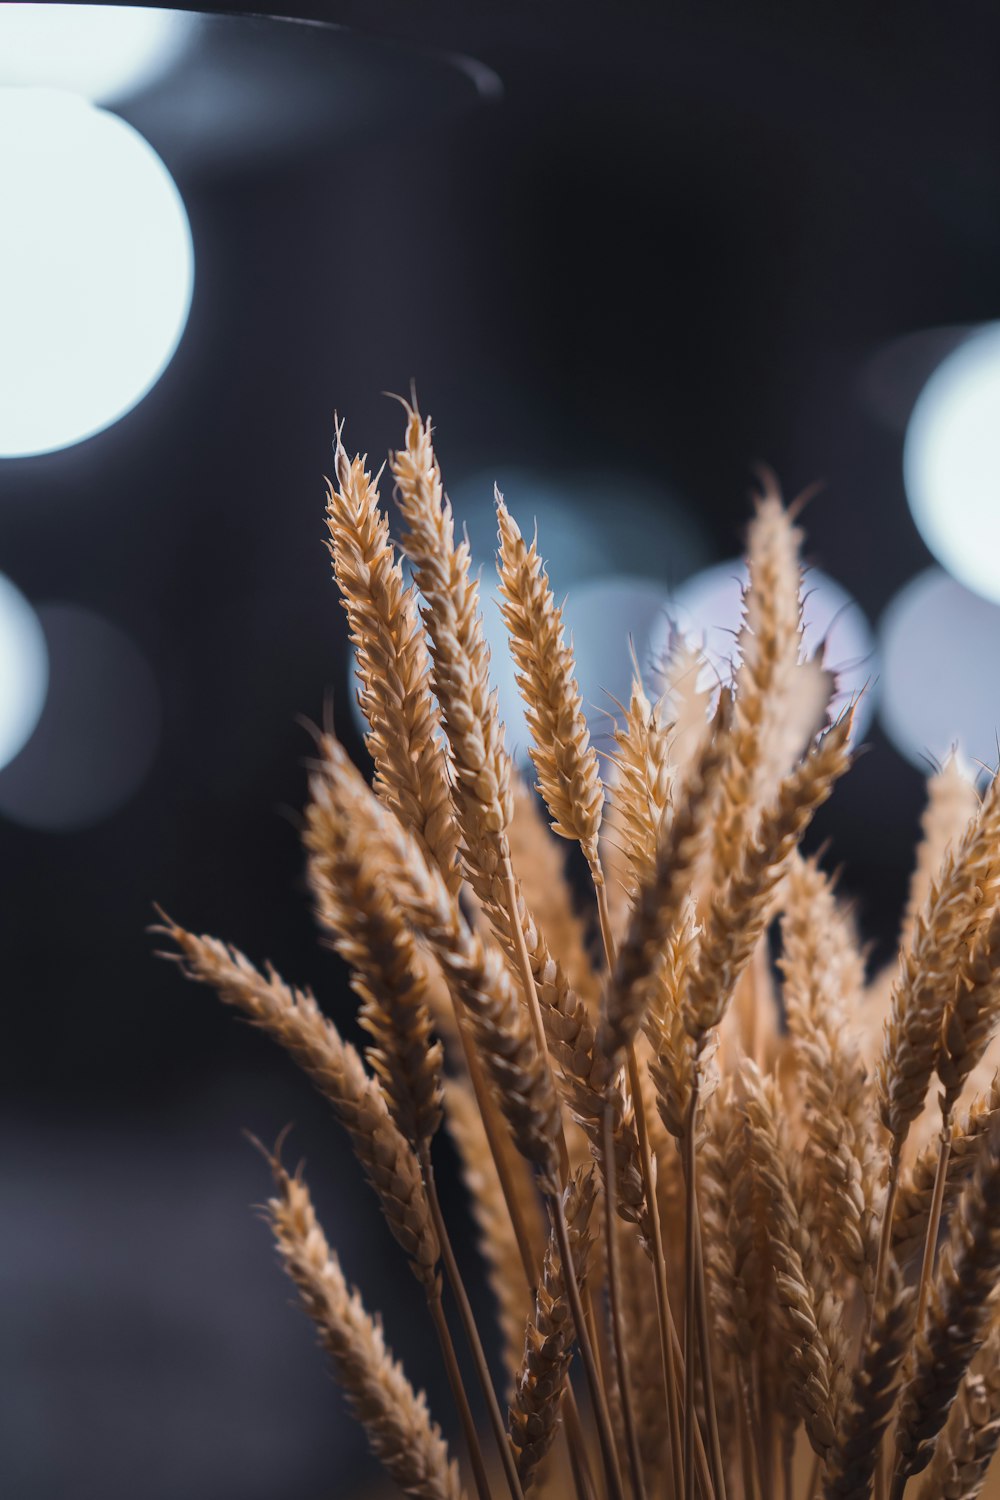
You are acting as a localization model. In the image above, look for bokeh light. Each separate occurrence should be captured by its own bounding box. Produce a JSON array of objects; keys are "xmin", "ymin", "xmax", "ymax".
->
[
  {"xmin": 0, "ymin": 89, "xmax": 193, "ymax": 458},
  {"xmin": 903, "ymin": 322, "xmax": 1000, "ymax": 605},
  {"xmin": 0, "ymin": 4, "xmax": 192, "ymax": 103},
  {"xmin": 655, "ymin": 558, "xmax": 877, "ymax": 740},
  {"xmin": 879, "ymin": 567, "xmax": 1000, "ymax": 775},
  {"xmin": 0, "ymin": 573, "xmax": 48, "ymax": 771},
  {"xmin": 450, "ymin": 468, "xmax": 708, "ymax": 590},
  {"xmin": 0, "ymin": 605, "xmax": 160, "ymax": 829}
]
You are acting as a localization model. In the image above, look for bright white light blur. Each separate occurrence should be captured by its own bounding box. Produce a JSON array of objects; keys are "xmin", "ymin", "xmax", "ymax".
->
[
  {"xmin": 0, "ymin": 89, "xmax": 193, "ymax": 458},
  {"xmin": 0, "ymin": 5, "xmax": 191, "ymax": 104},
  {"xmin": 879, "ymin": 568, "xmax": 1000, "ymax": 774},
  {"xmin": 904, "ymin": 323, "xmax": 1000, "ymax": 605},
  {"xmin": 655, "ymin": 558, "xmax": 877, "ymax": 740},
  {"xmin": 0, "ymin": 573, "xmax": 47, "ymax": 771}
]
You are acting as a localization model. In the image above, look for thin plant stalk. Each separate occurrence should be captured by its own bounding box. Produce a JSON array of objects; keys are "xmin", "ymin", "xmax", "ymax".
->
[
  {"xmin": 733, "ymin": 1358, "xmax": 759, "ymax": 1500},
  {"xmin": 427, "ymin": 1286, "xmax": 494, "ymax": 1500},
  {"xmin": 683, "ymin": 1080, "xmax": 701, "ymax": 1500},
  {"xmin": 692, "ymin": 1207, "xmax": 728, "ymax": 1500},
  {"xmin": 497, "ymin": 855, "xmax": 620, "ymax": 1500},
  {"xmin": 550, "ymin": 1189, "xmax": 628, "ymax": 1500},
  {"xmin": 627, "ymin": 1047, "xmax": 687, "ymax": 1500},
  {"xmin": 868, "ymin": 1148, "xmax": 902, "ymax": 1337},
  {"xmin": 594, "ymin": 873, "xmax": 687, "ymax": 1500},
  {"xmin": 421, "ymin": 1146, "xmax": 526, "ymax": 1500},
  {"xmin": 603, "ymin": 1099, "xmax": 650, "ymax": 1500},
  {"xmin": 913, "ymin": 1119, "xmax": 953, "ymax": 1329},
  {"xmin": 453, "ymin": 1004, "xmax": 598, "ymax": 1500}
]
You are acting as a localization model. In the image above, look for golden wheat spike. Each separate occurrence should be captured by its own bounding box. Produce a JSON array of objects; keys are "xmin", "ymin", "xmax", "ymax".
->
[
  {"xmin": 495, "ymin": 491, "xmax": 604, "ymax": 867},
  {"xmin": 266, "ymin": 1155, "xmax": 463, "ymax": 1500}
]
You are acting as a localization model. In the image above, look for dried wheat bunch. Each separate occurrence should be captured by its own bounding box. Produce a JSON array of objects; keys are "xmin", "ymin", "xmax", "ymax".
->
[{"xmin": 159, "ymin": 399, "xmax": 1000, "ymax": 1500}]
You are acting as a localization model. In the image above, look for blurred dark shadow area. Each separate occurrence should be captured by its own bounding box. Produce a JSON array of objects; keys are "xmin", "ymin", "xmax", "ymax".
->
[{"xmin": 3, "ymin": 2, "xmax": 1000, "ymax": 1496}]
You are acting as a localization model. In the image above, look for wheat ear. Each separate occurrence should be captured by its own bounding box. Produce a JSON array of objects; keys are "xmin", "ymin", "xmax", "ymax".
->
[
  {"xmin": 711, "ymin": 483, "xmax": 804, "ymax": 883},
  {"xmin": 264, "ymin": 1154, "xmax": 463, "ymax": 1500},
  {"xmin": 743, "ymin": 1064, "xmax": 839, "ymax": 1459},
  {"xmin": 390, "ymin": 399, "xmax": 513, "ymax": 867},
  {"xmin": 939, "ymin": 905, "xmax": 1000, "ymax": 1120},
  {"xmin": 495, "ymin": 490, "xmax": 604, "ymax": 870},
  {"xmin": 307, "ymin": 737, "xmax": 624, "ymax": 1498},
  {"xmin": 305, "ymin": 798, "xmax": 443, "ymax": 1149},
  {"xmin": 389, "ymin": 401, "xmax": 564, "ymax": 1163},
  {"xmin": 326, "ymin": 423, "xmax": 460, "ymax": 890},
  {"xmin": 508, "ymin": 777, "xmax": 601, "ymax": 1016},
  {"xmin": 893, "ymin": 1074, "xmax": 1000, "ymax": 1267},
  {"xmin": 878, "ymin": 768, "xmax": 1000, "ymax": 1157},
  {"xmin": 899, "ymin": 755, "xmax": 979, "ymax": 958},
  {"xmin": 780, "ymin": 853, "xmax": 877, "ymax": 1287},
  {"xmin": 602, "ymin": 689, "xmax": 731, "ymax": 1064},
  {"xmin": 158, "ymin": 921, "xmax": 439, "ymax": 1285},
  {"xmin": 306, "ymin": 743, "xmax": 562, "ymax": 1193},
  {"xmin": 892, "ymin": 1112, "xmax": 1000, "ymax": 1490},
  {"xmin": 603, "ymin": 671, "xmax": 675, "ymax": 908},
  {"xmin": 685, "ymin": 708, "xmax": 854, "ymax": 1049}
]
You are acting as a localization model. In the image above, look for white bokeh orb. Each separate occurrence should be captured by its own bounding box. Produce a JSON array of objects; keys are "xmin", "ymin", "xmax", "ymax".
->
[
  {"xmin": 0, "ymin": 4, "xmax": 191, "ymax": 104},
  {"xmin": 879, "ymin": 567, "xmax": 1000, "ymax": 775},
  {"xmin": 657, "ymin": 558, "xmax": 877, "ymax": 741},
  {"xmin": 903, "ymin": 323, "xmax": 1000, "ymax": 606},
  {"xmin": 0, "ymin": 572, "xmax": 48, "ymax": 771},
  {"xmin": 0, "ymin": 88, "xmax": 193, "ymax": 458}
]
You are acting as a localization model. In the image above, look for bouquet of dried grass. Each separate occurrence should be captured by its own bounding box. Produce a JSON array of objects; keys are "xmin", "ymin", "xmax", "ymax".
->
[{"xmin": 159, "ymin": 401, "xmax": 1000, "ymax": 1500}]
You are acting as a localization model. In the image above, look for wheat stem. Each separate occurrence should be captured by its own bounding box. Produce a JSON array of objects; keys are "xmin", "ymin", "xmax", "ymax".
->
[
  {"xmin": 603, "ymin": 1098, "xmax": 649, "ymax": 1500},
  {"xmin": 683, "ymin": 1077, "xmax": 701, "ymax": 1500},
  {"xmin": 596, "ymin": 868, "xmax": 681, "ymax": 1500},
  {"xmin": 426, "ymin": 1287, "xmax": 495, "ymax": 1500},
  {"xmin": 550, "ymin": 1187, "xmax": 627, "ymax": 1500},
  {"xmin": 692, "ymin": 1206, "xmax": 728, "ymax": 1500},
  {"xmin": 503, "ymin": 851, "xmax": 572, "ymax": 1184},
  {"xmin": 421, "ymin": 1146, "xmax": 525, "ymax": 1500},
  {"xmin": 913, "ymin": 1118, "xmax": 952, "ymax": 1331},
  {"xmin": 868, "ymin": 1147, "xmax": 901, "ymax": 1338},
  {"xmin": 629, "ymin": 1052, "xmax": 687, "ymax": 1500}
]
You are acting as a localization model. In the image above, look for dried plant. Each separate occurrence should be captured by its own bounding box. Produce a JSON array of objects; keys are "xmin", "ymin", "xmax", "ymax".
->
[{"xmin": 160, "ymin": 400, "xmax": 1000, "ymax": 1500}]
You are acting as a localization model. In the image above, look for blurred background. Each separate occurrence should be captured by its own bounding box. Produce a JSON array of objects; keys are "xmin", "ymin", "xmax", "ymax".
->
[{"xmin": 3, "ymin": 3, "xmax": 1000, "ymax": 1496}]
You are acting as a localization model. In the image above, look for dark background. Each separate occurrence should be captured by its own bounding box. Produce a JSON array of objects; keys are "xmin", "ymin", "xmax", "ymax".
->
[{"xmin": 2, "ymin": 3, "xmax": 999, "ymax": 1496}]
